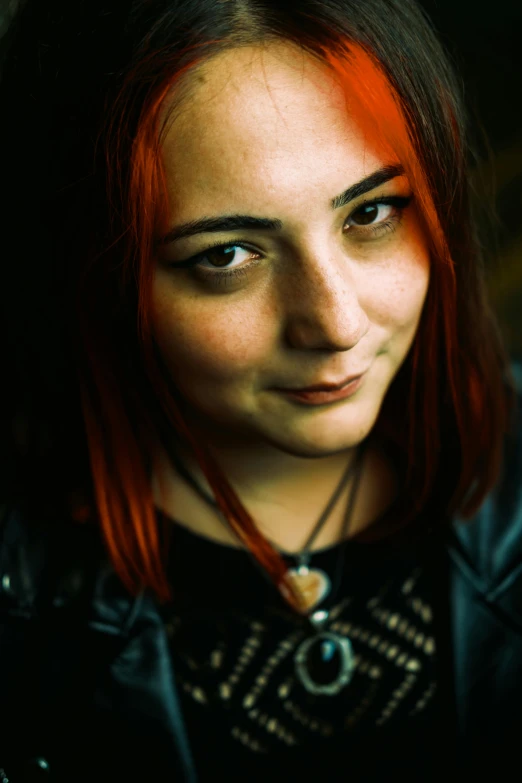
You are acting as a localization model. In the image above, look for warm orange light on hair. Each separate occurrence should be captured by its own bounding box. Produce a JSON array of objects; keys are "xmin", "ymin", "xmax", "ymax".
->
[{"xmin": 70, "ymin": 38, "xmax": 514, "ymax": 609}]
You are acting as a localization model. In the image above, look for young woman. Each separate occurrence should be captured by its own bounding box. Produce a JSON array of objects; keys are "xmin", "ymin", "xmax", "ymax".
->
[{"xmin": 1, "ymin": 0, "xmax": 521, "ymax": 781}]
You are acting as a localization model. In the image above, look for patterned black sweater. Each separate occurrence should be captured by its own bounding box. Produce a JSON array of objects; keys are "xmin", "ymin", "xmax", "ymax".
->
[{"xmin": 164, "ymin": 516, "xmax": 447, "ymax": 781}]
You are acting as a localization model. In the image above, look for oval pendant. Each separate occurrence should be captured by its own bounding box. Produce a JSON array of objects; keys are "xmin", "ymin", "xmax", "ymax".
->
[
  {"xmin": 285, "ymin": 566, "xmax": 331, "ymax": 613},
  {"xmin": 294, "ymin": 631, "xmax": 355, "ymax": 696}
]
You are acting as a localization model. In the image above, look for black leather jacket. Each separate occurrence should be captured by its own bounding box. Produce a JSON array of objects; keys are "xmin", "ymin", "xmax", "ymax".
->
[{"xmin": 1, "ymin": 374, "xmax": 522, "ymax": 782}]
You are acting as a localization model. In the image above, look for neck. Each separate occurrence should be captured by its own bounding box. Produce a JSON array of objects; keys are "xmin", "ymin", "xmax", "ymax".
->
[{"xmin": 151, "ymin": 430, "xmax": 399, "ymax": 553}]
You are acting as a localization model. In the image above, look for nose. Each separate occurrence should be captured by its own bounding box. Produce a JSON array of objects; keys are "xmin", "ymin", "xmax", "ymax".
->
[{"xmin": 281, "ymin": 246, "xmax": 369, "ymax": 351}]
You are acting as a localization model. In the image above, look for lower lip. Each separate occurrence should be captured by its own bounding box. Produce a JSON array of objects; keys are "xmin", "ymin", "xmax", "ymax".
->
[{"xmin": 277, "ymin": 374, "xmax": 365, "ymax": 405}]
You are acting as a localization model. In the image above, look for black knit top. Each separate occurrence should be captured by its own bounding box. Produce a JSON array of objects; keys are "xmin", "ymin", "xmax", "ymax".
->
[{"xmin": 163, "ymin": 511, "xmax": 449, "ymax": 782}]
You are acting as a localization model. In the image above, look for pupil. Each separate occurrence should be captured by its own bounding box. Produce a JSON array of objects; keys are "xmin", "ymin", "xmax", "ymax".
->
[
  {"xmin": 355, "ymin": 205, "xmax": 378, "ymax": 225},
  {"xmin": 209, "ymin": 246, "xmax": 235, "ymax": 267}
]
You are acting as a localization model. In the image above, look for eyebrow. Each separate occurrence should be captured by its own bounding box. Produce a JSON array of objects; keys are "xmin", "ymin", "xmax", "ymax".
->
[{"xmin": 157, "ymin": 163, "xmax": 405, "ymax": 245}]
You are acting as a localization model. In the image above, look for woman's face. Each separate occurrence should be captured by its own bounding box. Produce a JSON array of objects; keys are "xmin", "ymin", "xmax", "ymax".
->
[{"xmin": 153, "ymin": 42, "xmax": 430, "ymax": 461}]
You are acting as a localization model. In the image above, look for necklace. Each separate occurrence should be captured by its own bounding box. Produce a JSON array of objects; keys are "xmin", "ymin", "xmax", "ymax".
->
[
  {"xmin": 163, "ymin": 438, "xmax": 368, "ymax": 696},
  {"xmin": 276, "ymin": 450, "xmax": 362, "ymax": 614}
]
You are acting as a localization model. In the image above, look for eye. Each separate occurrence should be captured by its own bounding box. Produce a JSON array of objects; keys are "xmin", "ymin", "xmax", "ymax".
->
[
  {"xmin": 348, "ymin": 202, "xmax": 394, "ymax": 227},
  {"xmin": 193, "ymin": 244, "xmax": 259, "ymax": 272},
  {"xmin": 341, "ymin": 195, "xmax": 412, "ymax": 241}
]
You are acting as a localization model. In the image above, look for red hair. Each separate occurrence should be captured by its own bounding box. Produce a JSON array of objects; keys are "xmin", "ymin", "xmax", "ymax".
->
[{"xmin": 71, "ymin": 40, "xmax": 515, "ymax": 611}]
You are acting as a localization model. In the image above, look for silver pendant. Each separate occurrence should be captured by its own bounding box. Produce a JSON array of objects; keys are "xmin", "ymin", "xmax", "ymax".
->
[
  {"xmin": 285, "ymin": 565, "xmax": 331, "ymax": 613},
  {"xmin": 294, "ymin": 610, "xmax": 355, "ymax": 696}
]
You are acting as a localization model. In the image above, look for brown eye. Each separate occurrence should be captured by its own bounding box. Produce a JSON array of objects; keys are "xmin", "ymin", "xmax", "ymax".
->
[
  {"xmin": 343, "ymin": 196, "xmax": 412, "ymax": 238},
  {"xmin": 350, "ymin": 204, "xmax": 392, "ymax": 226},
  {"xmin": 350, "ymin": 203, "xmax": 384, "ymax": 226},
  {"xmin": 204, "ymin": 245, "xmax": 239, "ymax": 268},
  {"xmin": 197, "ymin": 244, "xmax": 258, "ymax": 271}
]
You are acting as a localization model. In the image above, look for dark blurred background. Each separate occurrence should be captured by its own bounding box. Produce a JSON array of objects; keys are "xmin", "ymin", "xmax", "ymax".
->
[
  {"xmin": 420, "ymin": 0, "xmax": 522, "ymax": 357},
  {"xmin": 1, "ymin": 0, "xmax": 521, "ymax": 354}
]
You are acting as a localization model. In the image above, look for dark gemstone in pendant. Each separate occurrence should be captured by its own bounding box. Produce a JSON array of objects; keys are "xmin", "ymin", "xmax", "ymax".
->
[{"xmin": 305, "ymin": 636, "xmax": 342, "ymax": 685}]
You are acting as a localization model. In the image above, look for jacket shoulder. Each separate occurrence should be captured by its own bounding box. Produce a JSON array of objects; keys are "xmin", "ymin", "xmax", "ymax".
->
[
  {"xmin": 449, "ymin": 358, "xmax": 522, "ymax": 607},
  {"xmin": 0, "ymin": 503, "xmax": 94, "ymax": 613},
  {"xmin": 0, "ymin": 501, "xmax": 147, "ymax": 640}
]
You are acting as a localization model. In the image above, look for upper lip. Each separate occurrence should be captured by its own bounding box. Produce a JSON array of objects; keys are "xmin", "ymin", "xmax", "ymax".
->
[{"xmin": 277, "ymin": 371, "xmax": 365, "ymax": 392}]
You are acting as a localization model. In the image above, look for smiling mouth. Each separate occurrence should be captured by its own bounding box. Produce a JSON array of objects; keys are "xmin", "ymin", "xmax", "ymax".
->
[
  {"xmin": 275, "ymin": 373, "xmax": 366, "ymax": 404},
  {"xmin": 278, "ymin": 374, "xmax": 364, "ymax": 393}
]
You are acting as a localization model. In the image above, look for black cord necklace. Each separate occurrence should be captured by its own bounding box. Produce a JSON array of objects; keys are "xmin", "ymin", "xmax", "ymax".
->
[{"xmin": 164, "ymin": 438, "xmax": 369, "ymax": 696}]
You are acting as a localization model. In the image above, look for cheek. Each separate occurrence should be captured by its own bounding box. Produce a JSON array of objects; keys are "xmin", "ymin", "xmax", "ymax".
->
[
  {"xmin": 365, "ymin": 235, "xmax": 430, "ymax": 329},
  {"xmin": 377, "ymin": 268, "xmax": 428, "ymax": 326},
  {"xmin": 151, "ymin": 286, "xmax": 274, "ymax": 384}
]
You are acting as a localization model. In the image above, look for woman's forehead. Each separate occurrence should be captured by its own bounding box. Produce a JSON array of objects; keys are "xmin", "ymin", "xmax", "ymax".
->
[
  {"xmin": 164, "ymin": 43, "xmax": 353, "ymax": 140},
  {"xmin": 160, "ymin": 44, "xmax": 389, "ymax": 215}
]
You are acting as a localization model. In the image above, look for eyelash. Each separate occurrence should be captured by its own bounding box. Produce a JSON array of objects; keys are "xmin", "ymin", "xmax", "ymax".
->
[{"xmin": 172, "ymin": 195, "xmax": 412, "ymax": 287}]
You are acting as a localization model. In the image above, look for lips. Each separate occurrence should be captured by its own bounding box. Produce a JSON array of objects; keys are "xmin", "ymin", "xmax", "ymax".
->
[
  {"xmin": 278, "ymin": 373, "xmax": 364, "ymax": 393},
  {"xmin": 278, "ymin": 373, "xmax": 366, "ymax": 405}
]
